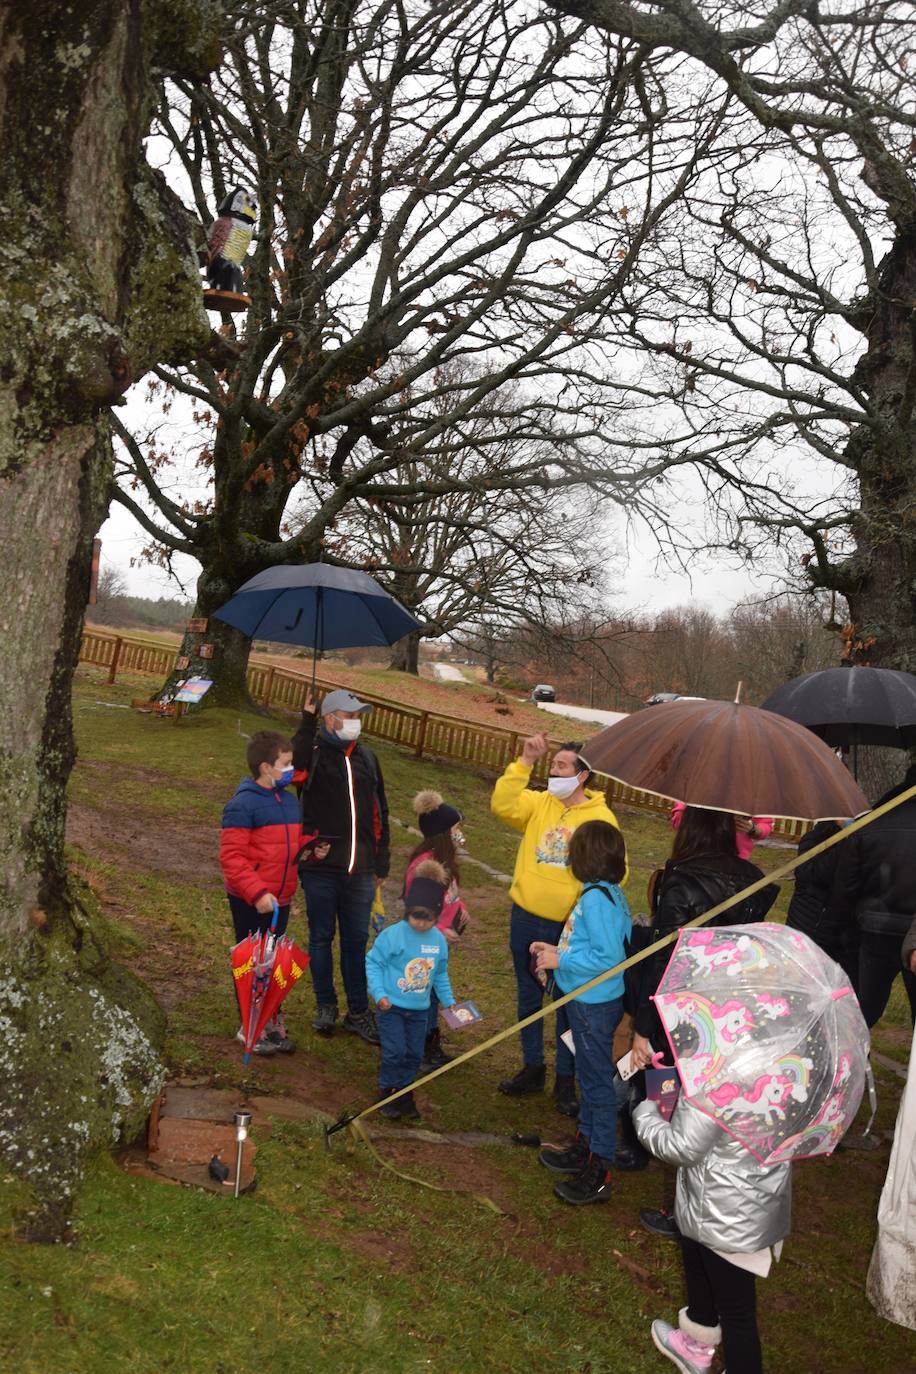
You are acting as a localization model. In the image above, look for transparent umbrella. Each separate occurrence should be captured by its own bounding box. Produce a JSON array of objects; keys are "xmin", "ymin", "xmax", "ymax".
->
[{"xmin": 653, "ymin": 923, "xmax": 872, "ymax": 1163}]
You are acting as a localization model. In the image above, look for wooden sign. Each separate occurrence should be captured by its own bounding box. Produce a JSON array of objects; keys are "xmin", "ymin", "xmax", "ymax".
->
[
  {"xmin": 187, "ymin": 617, "xmax": 208, "ymax": 633},
  {"xmin": 175, "ymin": 656, "xmax": 190, "ymax": 670},
  {"xmin": 198, "ymin": 643, "xmax": 215, "ymax": 659}
]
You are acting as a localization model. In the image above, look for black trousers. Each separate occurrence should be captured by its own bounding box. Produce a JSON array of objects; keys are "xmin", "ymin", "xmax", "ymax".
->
[
  {"xmin": 681, "ymin": 1235, "xmax": 762, "ymax": 1374},
  {"xmin": 227, "ymin": 894, "xmax": 290, "ymax": 943},
  {"xmin": 857, "ymin": 930, "xmax": 916, "ymax": 1029}
]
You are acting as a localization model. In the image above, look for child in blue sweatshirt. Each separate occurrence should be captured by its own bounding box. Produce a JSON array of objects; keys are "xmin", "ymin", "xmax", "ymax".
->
[
  {"xmin": 531, "ymin": 820, "xmax": 631, "ymax": 1205},
  {"xmin": 366, "ymin": 859, "xmax": 456, "ymax": 1121}
]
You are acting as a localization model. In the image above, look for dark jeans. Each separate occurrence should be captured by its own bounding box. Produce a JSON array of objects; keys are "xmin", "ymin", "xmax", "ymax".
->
[
  {"xmin": 378, "ymin": 1004, "xmax": 428, "ymax": 1090},
  {"xmin": 508, "ymin": 904, "xmax": 574, "ymax": 1076},
  {"xmin": 858, "ymin": 930, "xmax": 916, "ymax": 1029},
  {"xmin": 681, "ymin": 1235, "xmax": 762, "ymax": 1374},
  {"xmin": 567, "ymin": 996, "xmax": 624, "ymax": 1160},
  {"xmin": 300, "ymin": 868, "xmax": 375, "ymax": 1014},
  {"xmin": 227, "ymin": 895, "xmax": 290, "ymax": 943},
  {"xmin": 427, "ymin": 989, "xmax": 439, "ymax": 1037}
]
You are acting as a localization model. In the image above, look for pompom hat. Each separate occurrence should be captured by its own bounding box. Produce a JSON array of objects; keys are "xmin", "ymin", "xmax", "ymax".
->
[
  {"xmin": 404, "ymin": 858, "xmax": 449, "ymax": 914},
  {"xmin": 413, "ymin": 789, "xmax": 462, "ymax": 839}
]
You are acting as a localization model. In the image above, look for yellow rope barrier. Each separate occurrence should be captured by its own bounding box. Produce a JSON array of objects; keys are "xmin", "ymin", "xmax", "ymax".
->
[{"xmin": 330, "ymin": 782, "xmax": 916, "ymax": 1202}]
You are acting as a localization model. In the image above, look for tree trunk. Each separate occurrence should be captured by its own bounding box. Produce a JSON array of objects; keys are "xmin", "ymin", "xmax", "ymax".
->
[
  {"xmin": 0, "ymin": 0, "xmax": 216, "ymax": 1233},
  {"xmin": 161, "ymin": 565, "xmax": 257, "ymax": 708},
  {"xmin": 389, "ymin": 631, "xmax": 421, "ymax": 675}
]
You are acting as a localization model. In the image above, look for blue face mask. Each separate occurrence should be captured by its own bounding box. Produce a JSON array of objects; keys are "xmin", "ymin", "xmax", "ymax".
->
[{"xmin": 275, "ymin": 766, "xmax": 294, "ymax": 787}]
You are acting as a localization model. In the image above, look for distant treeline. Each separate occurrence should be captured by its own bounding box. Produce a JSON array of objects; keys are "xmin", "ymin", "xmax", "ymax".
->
[{"xmin": 90, "ymin": 592, "xmax": 191, "ymax": 632}]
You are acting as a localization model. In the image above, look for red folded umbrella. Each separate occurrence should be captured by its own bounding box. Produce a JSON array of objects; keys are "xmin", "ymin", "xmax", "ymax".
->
[
  {"xmin": 248, "ymin": 936, "xmax": 310, "ymax": 1048},
  {"xmin": 231, "ymin": 907, "xmax": 310, "ymax": 1063}
]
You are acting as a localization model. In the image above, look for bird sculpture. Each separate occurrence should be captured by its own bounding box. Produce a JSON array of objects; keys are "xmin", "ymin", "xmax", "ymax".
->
[{"xmin": 203, "ymin": 186, "xmax": 258, "ymax": 311}]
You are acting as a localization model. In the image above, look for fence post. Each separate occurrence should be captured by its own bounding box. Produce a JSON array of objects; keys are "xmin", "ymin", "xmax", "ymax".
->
[
  {"xmin": 107, "ymin": 635, "xmax": 123, "ymax": 684},
  {"xmin": 415, "ymin": 711, "xmax": 429, "ymax": 759},
  {"xmin": 263, "ymin": 665, "xmax": 276, "ymax": 706}
]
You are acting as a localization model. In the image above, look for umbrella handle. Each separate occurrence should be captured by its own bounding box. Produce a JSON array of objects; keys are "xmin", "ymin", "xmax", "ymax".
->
[{"xmin": 650, "ymin": 1051, "xmax": 666, "ymax": 1069}]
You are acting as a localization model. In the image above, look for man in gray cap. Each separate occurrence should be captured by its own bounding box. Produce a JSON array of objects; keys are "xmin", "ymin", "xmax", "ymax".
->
[{"xmin": 291, "ymin": 689, "xmax": 390, "ymax": 1043}]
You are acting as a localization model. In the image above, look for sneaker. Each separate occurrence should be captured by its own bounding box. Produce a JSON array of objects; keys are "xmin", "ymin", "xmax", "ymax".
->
[
  {"xmin": 640, "ymin": 1206, "xmax": 681, "ymax": 1239},
  {"xmin": 236, "ymin": 1027, "xmax": 277, "ymax": 1056},
  {"xmin": 553, "ymin": 1152, "xmax": 614, "ymax": 1205},
  {"xmin": 377, "ymin": 1090, "xmax": 421, "ymax": 1121},
  {"xmin": 650, "ymin": 1321, "xmax": 715, "ymax": 1373},
  {"xmin": 377, "ymin": 1089, "xmax": 403, "ymax": 1120},
  {"xmin": 499, "ymin": 1063, "xmax": 546, "ymax": 1096},
  {"xmin": 538, "ymin": 1133, "xmax": 589, "ymax": 1174},
  {"xmin": 553, "ymin": 1073, "xmax": 578, "ymax": 1118},
  {"xmin": 266, "ymin": 1029, "xmax": 296, "ymax": 1053},
  {"xmin": 615, "ymin": 1106, "xmax": 649, "ymax": 1171},
  {"xmin": 420, "ymin": 1029, "xmax": 453, "ymax": 1072},
  {"xmin": 342, "ymin": 1009, "xmax": 381, "ymax": 1045},
  {"xmin": 312, "ymin": 1004, "xmax": 338, "ymax": 1036}
]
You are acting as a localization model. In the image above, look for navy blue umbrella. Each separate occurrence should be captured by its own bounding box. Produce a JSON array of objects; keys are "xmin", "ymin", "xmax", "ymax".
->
[{"xmin": 213, "ymin": 564, "xmax": 421, "ymax": 686}]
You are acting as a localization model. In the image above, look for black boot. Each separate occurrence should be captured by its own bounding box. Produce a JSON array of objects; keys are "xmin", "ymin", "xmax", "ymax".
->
[
  {"xmin": 615, "ymin": 1105, "xmax": 649, "ymax": 1171},
  {"xmin": 420, "ymin": 1028, "xmax": 453, "ymax": 1072},
  {"xmin": 538, "ymin": 1132, "xmax": 589, "ymax": 1174},
  {"xmin": 554, "ymin": 1153, "xmax": 614, "ymax": 1205},
  {"xmin": 499, "ymin": 1063, "xmax": 546, "ymax": 1096},
  {"xmin": 553, "ymin": 1073, "xmax": 578, "ymax": 1118}
]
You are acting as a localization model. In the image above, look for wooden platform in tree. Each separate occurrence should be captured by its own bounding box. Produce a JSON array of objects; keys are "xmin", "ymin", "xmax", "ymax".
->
[{"xmin": 203, "ymin": 288, "xmax": 250, "ymax": 313}]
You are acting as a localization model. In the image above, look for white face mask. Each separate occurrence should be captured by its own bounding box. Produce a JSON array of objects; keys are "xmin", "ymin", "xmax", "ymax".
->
[
  {"xmin": 547, "ymin": 774, "xmax": 582, "ymax": 800},
  {"xmin": 336, "ymin": 718, "xmax": 362, "ymax": 742}
]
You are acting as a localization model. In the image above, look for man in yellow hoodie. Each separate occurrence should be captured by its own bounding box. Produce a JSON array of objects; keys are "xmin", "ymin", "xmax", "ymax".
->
[{"xmin": 491, "ymin": 731, "xmax": 626, "ymax": 1112}]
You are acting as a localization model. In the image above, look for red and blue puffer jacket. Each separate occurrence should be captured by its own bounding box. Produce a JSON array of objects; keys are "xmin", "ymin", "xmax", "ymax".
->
[{"xmin": 220, "ymin": 778, "xmax": 308, "ymax": 907}]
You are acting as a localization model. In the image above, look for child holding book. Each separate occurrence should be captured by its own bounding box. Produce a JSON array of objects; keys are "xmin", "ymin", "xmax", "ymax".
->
[
  {"xmin": 403, "ymin": 790, "xmax": 470, "ymax": 1068},
  {"xmin": 366, "ymin": 859, "xmax": 457, "ymax": 1121},
  {"xmin": 531, "ymin": 819, "xmax": 631, "ymax": 1205}
]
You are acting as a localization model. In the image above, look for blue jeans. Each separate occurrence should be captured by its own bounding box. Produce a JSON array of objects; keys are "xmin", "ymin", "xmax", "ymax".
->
[
  {"xmin": 508, "ymin": 904, "xmax": 574, "ymax": 1076},
  {"xmin": 427, "ymin": 989, "xmax": 439, "ymax": 1037},
  {"xmin": 567, "ymin": 996, "xmax": 624, "ymax": 1161},
  {"xmin": 300, "ymin": 869, "xmax": 375, "ymax": 1013},
  {"xmin": 378, "ymin": 1004, "xmax": 428, "ymax": 1090}
]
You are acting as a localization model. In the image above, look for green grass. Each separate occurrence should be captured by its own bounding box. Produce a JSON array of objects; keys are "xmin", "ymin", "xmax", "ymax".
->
[{"xmin": 3, "ymin": 670, "xmax": 914, "ymax": 1373}]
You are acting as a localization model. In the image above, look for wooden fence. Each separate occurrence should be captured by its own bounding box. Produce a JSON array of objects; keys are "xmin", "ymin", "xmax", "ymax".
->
[{"xmin": 78, "ymin": 627, "xmax": 809, "ymax": 840}]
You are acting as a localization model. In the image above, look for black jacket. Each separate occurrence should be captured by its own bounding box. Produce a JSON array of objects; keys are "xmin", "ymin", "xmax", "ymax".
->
[
  {"xmin": 633, "ymin": 852, "xmax": 778, "ymax": 1039},
  {"xmin": 291, "ymin": 713, "xmax": 390, "ymax": 879},
  {"xmin": 836, "ymin": 783, "xmax": 916, "ymax": 940},
  {"xmin": 786, "ymin": 820, "xmax": 855, "ymax": 950}
]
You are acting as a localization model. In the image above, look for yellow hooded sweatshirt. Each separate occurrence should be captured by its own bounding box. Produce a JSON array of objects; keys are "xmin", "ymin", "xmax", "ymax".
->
[{"xmin": 491, "ymin": 759, "xmax": 628, "ymax": 923}]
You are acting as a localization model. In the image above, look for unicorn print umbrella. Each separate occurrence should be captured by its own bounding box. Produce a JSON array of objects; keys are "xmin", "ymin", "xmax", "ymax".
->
[{"xmin": 652, "ymin": 923, "xmax": 871, "ymax": 1164}]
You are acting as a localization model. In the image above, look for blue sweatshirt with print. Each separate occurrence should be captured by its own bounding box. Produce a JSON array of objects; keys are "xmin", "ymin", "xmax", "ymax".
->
[
  {"xmin": 555, "ymin": 882, "xmax": 631, "ymax": 1003},
  {"xmin": 366, "ymin": 920, "xmax": 455, "ymax": 1010}
]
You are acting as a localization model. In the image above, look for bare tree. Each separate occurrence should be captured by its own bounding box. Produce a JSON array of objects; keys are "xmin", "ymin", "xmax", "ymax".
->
[
  {"xmin": 111, "ymin": 0, "xmax": 730, "ymax": 703},
  {"xmin": 550, "ymin": 0, "xmax": 916, "ymax": 669},
  {"xmin": 0, "ymin": 1, "xmax": 216, "ymax": 1230}
]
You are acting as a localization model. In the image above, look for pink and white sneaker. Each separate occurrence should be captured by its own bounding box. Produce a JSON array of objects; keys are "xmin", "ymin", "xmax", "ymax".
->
[{"xmin": 651, "ymin": 1320, "xmax": 716, "ymax": 1374}]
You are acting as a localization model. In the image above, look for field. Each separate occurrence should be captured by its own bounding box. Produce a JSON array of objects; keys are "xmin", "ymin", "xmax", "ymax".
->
[{"xmin": 2, "ymin": 665, "xmax": 914, "ymax": 1374}]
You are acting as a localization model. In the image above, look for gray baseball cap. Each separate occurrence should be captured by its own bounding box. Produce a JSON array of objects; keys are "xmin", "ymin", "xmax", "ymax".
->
[{"xmin": 321, "ymin": 688, "xmax": 373, "ymax": 715}]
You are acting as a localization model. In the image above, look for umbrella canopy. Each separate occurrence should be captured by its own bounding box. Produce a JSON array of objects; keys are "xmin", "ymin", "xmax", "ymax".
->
[
  {"xmin": 761, "ymin": 666, "xmax": 916, "ymax": 750},
  {"xmin": 653, "ymin": 923, "xmax": 869, "ymax": 1163},
  {"xmin": 213, "ymin": 563, "xmax": 421, "ymax": 650},
  {"xmin": 581, "ymin": 698, "xmax": 867, "ymax": 821},
  {"xmin": 231, "ymin": 907, "xmax": 310, "ymax": 1064}
]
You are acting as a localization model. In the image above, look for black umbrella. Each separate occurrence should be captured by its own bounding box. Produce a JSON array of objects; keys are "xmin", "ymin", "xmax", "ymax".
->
[
  {"xmin": 761, "ymin": 666, "xmax": 916, "ymax": 774},
  {"xmin": 213, "ymin": 563, "xmax": 421, "ymax": 690}
]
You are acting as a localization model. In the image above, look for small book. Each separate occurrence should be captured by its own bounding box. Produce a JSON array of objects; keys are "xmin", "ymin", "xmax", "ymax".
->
[
  {"xmin": 645, "ymin": 1065, "xmax": 680, "ymax": 1121},
  {"xmin": 442, "ymin": 1001, "xmax": 482, "ymax": 1029}
]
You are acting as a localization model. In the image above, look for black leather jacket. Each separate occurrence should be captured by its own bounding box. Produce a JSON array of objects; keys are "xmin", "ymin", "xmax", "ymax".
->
[{"xmin": 634, "ymin": 852, "xmax": 778, "ymax": 1038}]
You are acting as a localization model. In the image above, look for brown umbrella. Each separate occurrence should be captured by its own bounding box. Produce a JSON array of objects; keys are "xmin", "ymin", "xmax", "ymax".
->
[{"xmin": 581, "ymin": 698, "xmax": 868, "ymax": 822}]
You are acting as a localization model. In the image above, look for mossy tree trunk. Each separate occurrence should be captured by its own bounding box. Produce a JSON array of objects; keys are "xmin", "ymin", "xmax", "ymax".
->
[{"xmin": 0, "ymin": 0, "xmax": 217, "ymax": 1234}]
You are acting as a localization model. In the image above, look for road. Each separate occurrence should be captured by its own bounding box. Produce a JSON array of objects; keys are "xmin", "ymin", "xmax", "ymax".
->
[
  {"xmin": 431, "ymin": 663, "xmax": 466, "ymax": 682},
  {"xmin": 535, "ymin": 701, "xmax": 629, "ymax": 730}
]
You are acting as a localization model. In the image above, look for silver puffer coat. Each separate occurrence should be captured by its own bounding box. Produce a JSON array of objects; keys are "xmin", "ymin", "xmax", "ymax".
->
[{"xmin": 634, "ymin": 1097, "xmax": 792, "ymax": 1253}]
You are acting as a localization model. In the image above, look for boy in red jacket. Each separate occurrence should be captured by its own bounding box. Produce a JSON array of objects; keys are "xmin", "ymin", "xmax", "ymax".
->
[{"xmin": 220, "ymin": 731, "xmax": 328, "ymax": 1055}]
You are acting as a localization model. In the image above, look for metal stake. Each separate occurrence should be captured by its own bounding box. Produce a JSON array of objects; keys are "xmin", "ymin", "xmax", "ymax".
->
[{"xmin": 233, "ymin": 1110, "xmax": 252, "ymax": 1198}]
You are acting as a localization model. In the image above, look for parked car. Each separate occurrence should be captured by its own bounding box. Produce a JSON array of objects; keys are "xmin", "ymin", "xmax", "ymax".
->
[
  {"xmin": 531, "ymin": 683, "xmax": 556, "ymax": 702},
  {"xmin": 645, "ymin": 691, "xmax": 705, "ymax": 706}
]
